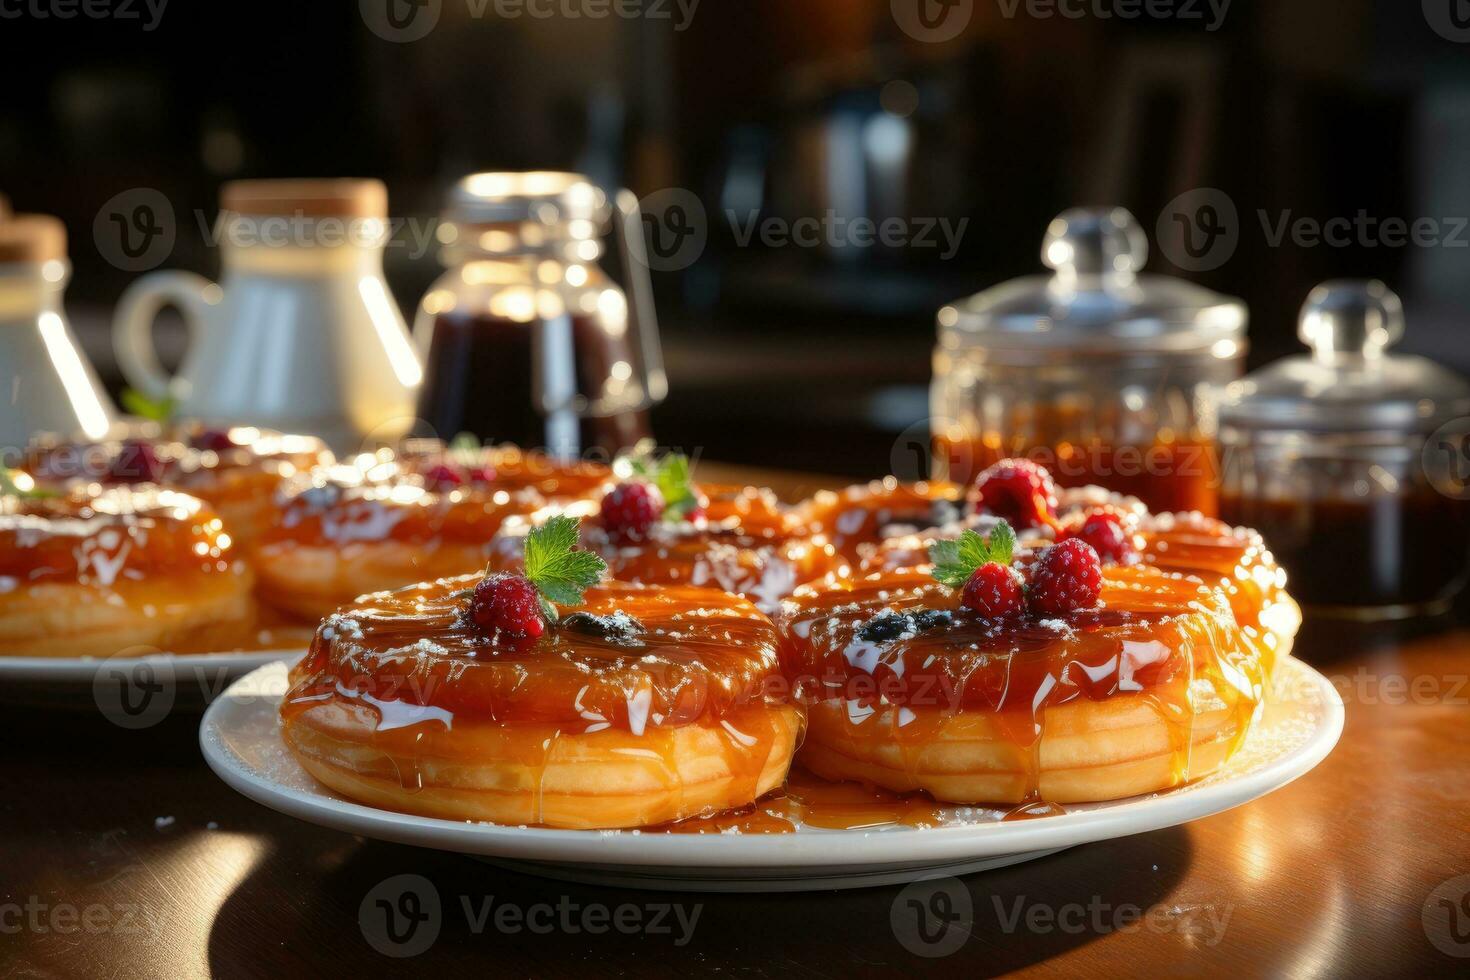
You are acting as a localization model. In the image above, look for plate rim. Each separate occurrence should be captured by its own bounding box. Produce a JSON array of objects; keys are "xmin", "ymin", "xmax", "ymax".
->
[
  {"xmin": 200, "ymin": 657, "xmax": 1344, "ymax": 869},
  {"xmin": 0, "ymin": 649, "xmax": 307, "ymax": 682}
]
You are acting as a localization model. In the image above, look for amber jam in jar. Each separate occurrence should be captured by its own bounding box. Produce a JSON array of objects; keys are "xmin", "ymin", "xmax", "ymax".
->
[
  {"xmin": 934, "ymin": 428, "xmax": 1219, "ymax": 516},
  {"xmin": 930, "ymin": 207, "xmax": 1245, "ymax": 517}
]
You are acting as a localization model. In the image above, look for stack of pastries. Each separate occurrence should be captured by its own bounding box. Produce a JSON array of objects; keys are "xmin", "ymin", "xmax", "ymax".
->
[
  {"xmin": 3, "ymin": 426, "xmax": 1299, "ymax": 827},
  {"xmin": 273, "ymin": 450, "xmax": 1299, "ymax": 829}
]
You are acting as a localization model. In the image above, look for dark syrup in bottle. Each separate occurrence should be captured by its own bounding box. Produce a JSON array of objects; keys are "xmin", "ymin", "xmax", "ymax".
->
[
  {"xmin": 415, "ymin": 309, "xmax": 649, "ymax": 456},
  {"xmin": 1220, "ymin": 489, "xmax": 1470, "ymax": 611}
]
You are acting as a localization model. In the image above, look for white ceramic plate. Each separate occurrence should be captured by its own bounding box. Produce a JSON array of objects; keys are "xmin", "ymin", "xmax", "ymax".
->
[
  {"xmin": 201, "ymin": 657, "xmax": 1343, "ymax": 892},
  {"xmin": 0, "ymin": 649, "xmax": 306, "ymax": 719}
]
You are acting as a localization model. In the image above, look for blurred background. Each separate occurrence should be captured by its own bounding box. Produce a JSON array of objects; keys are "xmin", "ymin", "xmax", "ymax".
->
[{"xmin": 2, "ymin": 0, "xmax": 1467, "ymax": 475}]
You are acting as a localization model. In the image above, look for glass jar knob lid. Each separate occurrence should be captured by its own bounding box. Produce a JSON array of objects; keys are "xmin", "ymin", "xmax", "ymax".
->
[
  {"xmin": 1221, "ymin": 280, "xmax": 1470, "ymax": 433},
  {"xmin": 938, "ymin": 206, "xmax": 1246, "ymax": 353}
]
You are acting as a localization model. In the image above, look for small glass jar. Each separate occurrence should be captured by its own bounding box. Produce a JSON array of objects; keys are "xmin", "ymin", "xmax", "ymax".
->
[
  {"xmin": 1218, "ymin": 280, "xmax": 1470, "ymax": 619},
  {"xmin": 0, "ymin": 214, "xmax": 115, "ymax": 452},
  {"xmin": 930, "ymin": 207, "xmax": 1247, "ymax": 514},
  {"xmin": 413, "ymin": 172, "xmax": 665, "ymax": 460}
]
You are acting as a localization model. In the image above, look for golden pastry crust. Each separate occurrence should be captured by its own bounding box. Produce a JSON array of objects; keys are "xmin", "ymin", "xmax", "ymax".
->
[
  {"xmin": 280, "ymin": 576, "xmax": 802, "ymax": 828},
  {"xmin": 0, "ymin": 486, "xmax": 255, "ymax": 657}
]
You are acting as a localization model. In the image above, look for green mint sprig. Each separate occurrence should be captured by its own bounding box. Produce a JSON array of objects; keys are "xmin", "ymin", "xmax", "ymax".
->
[
  {"xmin": 623, "ymin": 444, "xmax": 700, "ymax": 520},
  {"xmin": 523, "ymin": 515, "xmax": 608, "ymax": 623},
  {"xmin": 928, "ymin": 520, "xmax": 1017, "ymax": 588},
  {"xmin": 120, "ymin": 387, "xmax": 176, "ymax": 422}
]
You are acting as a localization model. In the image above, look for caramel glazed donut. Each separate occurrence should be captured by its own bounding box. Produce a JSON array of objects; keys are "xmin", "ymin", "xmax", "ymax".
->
[
  {"xmin": 781, "ymin": 557, "xmax": 1271, "ymax": 805},
  {"xmin": 0, "ymin": 484, "xmax": 254, "ymax": 658},
  {"xmin": 281, "ymin": 576, "xmax": 802, "ymax": 828},
  {"xmin": 482, "ymin": 486, "xmax": 836, "ymax": 616},
  {"xmin": 803, "ymin": 478, "xmax": 1301, "ymax": 667},
  {"xmin": 252, "ymin": 448, "xmax": 611, "ymax": 622}
]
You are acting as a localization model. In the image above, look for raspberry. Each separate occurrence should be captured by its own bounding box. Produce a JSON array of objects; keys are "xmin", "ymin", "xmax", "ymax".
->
[
  {"xmin": 600, "ymin": 481, "xmax": 664, "ymax": 538},
  {"xmin": 108, "ymin": 441, "xmax": 164, "ymax": 484},
  {"xmin": 192, "ymin": 428, "xmax": 238, "ymax": 453},
  {"xmin": 972, "ymin": 458, "xmax": 1058, "ymax": 529},
  {"xmin": 961, "ymin": 562, "xmax": 1026, "ymax": 618},
  {"xmin": 1028, "ymin": 539, "xmax": 1103, "ymax": 615},
  {"xmin": 1064, "ymin": 510, "xmax": 1139, "ymax": 565},
  {"xmin": 466, "ymin": 464, "xmax": 497, "ymax": 485},
  {"xmin": 470, "ymin": 573, "xmax": 545, "ymax": 639},
  {"xmin": 423, "ymin": 464, "xmax": 464, "ymax": 492}
]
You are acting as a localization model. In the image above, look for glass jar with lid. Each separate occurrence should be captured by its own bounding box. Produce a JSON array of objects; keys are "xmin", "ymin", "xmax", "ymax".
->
[
  {"xmin": 930, "ymin": 206, "xmax": 1247, "ymax": 514},
  {"xmin": 1218, "ymin": 280, "xmax": 1470, "ymax": 619},
  {"xmin": 413, "ymin": 172, "xmax": 666, "ymax": 460}
]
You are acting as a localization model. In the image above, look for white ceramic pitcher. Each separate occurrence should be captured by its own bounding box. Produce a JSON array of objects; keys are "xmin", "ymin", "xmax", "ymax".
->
[
  {"xmin": 112, "ymin": 179, "xmax": 422, "ymax": 451},
  {"xmin": 0, "ymin": 215, "xmax": 116, "ymax": 455}
]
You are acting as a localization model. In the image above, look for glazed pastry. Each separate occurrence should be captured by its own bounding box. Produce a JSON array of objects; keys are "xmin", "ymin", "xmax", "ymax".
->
[
  {"xmin": 781, "ymin": 532, "xmax": 1271, "ymax": 804},
  {"xmin": 280, "ymin": 518, "xmax": 800, "ymax": 829},
  {"xmin": 0, "ymin": 478, "xmax": 254, "ymax": 657},
  {"xmin": 26, "ymin": 422, "xmax": 332, "ymax": 546},
  {"xmin": 484, "ymin": 456, "xmax": 833, "ymax": 614},
  {"xmin": 252, "ymin": 462, "xmax": 553, "ymax": 621},
  {"xmin": 795, "ymin": 478, "xmax": 962, "ymax": 565}
]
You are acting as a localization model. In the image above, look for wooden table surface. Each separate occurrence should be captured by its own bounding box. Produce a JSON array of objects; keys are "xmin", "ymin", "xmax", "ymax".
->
[{"xmin": 4, "ymin": 466, "xmax": 1469, "ymax": 978}]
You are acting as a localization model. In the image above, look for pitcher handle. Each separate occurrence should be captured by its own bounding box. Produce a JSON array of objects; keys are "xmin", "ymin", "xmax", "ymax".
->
[
  {"xmin": 613, "ymin": 188, "xmax": 668, "ymax": 408},
  {"xmin": 112, "ymin": 271, "xmax": 219, "ymax": 400}
]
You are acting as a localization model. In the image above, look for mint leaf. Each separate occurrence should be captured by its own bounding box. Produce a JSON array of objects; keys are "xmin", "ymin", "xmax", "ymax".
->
[
  {"xmin": 121, "ymin": 387, "xmax": 176, "ymax": 422},
  {"xmin": 523, "ymin": 515, "xmax": 607, "ymax": 610},
  {"xmin": 928, "ymin": 521, "xmax": 1016, "ymax": 588}
]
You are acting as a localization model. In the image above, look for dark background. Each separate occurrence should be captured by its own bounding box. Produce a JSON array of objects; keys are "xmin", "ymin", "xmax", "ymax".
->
[{"xmin": 3, "ymin": 0, "xmax": 1468, "ymax": 473}]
